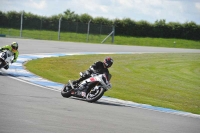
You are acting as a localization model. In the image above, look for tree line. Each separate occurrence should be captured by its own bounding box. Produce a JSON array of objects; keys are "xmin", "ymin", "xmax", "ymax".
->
[{"xmin": 0, "ymin": 10, "xmax": 199, "ymax": 40}]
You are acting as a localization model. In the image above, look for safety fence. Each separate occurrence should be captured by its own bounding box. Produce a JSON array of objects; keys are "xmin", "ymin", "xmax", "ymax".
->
[{"xmin": 0, "ymin": 16, "xmax": 115, "ymax": 43}]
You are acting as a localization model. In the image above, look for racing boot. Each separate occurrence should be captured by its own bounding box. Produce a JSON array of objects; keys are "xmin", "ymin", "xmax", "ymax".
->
[
  {"xmin": 72, "ymin": 80, "xmax": 79, "ymax": 85},
  {"xmin": 72, "ymin": 77, "xmax": 85, "ymax": 86}
]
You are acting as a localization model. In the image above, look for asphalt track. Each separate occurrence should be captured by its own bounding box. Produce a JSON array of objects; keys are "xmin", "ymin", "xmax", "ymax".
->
[{"xmin": 0, "ymin": 38, "xmax": 200, "ymax": 133}]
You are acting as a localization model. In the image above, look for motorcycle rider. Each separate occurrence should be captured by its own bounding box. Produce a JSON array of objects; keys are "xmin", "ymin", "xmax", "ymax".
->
[
  {"xmin": 72, "ymin": 57, "xmax": 113, "ymax": 97},
  {"xmin": 73, "ymin": 57, "xmax": 114, "ymax": 85},
  {"xmin": 0, "ymin": 42, "xmax": 19, "ymax": 70}
]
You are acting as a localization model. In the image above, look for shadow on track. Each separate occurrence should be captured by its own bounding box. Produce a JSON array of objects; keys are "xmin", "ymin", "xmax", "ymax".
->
[{"xmin": 69, "ymin": 97, "xmax": 125, "ymax": 107}]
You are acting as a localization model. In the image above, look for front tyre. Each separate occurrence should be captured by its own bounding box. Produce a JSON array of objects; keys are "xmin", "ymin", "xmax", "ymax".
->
[
  {"xmin": 86, "ymin": 87, "xmax": 105, "ymax": 103},
  {"xmin": 61, "ymin": 84, "xmax": 72, "ymax": 98}
]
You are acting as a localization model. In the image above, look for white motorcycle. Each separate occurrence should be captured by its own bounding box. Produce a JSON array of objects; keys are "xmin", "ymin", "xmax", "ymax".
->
[
  {"xmin": 0, "ymin": 50, "xmax": 14, "ymax": 69},
  {"xmin": 61, "ymin": 73, "xmax": 112, "ymax": 102}
]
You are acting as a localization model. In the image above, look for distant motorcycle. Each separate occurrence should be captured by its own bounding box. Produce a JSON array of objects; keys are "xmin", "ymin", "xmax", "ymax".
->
[
  {"xmin": 0, "ymin": 50, "xmax": 14, "ymax": 69},
  {"xmin": 61, "ymin": 73, "xmax": 112, "ymax": 102}
]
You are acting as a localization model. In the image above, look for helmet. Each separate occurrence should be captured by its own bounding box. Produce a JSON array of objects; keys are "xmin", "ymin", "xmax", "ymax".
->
[
  {"xmin": 104, "ymin": 57, "xmax": 113, "ymax": 68},
  {"xmin": 11, "ymin": 42, "xmax": 18, "ymax": 50}
]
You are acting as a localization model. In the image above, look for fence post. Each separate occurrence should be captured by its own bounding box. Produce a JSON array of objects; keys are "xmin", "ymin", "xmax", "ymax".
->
[
  {"xmin": 87, "ymin": 19, "xmax": 91, "ymax": 42},
  {"xmin": 20, "ymin": 11, "xmax": 23, "ymax": 37},
  {"xmin": 101, "ymin": 25, "xmax": 115, "ymax": 44},
  {"xmin": 112, "ymin": 25, "xmax": 115, "ymax": 43},
  {"xmin": 58, "ymin": 16, "xmax": 62, "ymax": 40}
]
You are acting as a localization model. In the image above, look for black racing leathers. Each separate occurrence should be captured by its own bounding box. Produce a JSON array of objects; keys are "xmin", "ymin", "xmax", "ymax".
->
[
  {"xmin": 74, "ymin": 61, "xmax": 110, "ymax": 84},
  {"xmin": 89, "ymin": 61, "xmax": 110, "ymax": 79}
]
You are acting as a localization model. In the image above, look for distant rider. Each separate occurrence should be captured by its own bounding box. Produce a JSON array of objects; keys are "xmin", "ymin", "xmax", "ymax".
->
[{"xmin": 0, "ymin": 42, "xmax": 19, "ymax": 70}]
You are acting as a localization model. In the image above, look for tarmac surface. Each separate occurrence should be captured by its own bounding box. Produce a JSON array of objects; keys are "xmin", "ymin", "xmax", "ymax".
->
[{"xmin": 0, "ymin": 37, "xmax": 200, "ymax": 133}]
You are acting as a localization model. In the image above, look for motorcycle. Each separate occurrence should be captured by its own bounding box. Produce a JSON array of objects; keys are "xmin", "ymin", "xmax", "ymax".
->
[
  {"xmin": 0, "ymin": 50, "xmax": 14, "ymax": 69},
  {"xmin": 61, "ymin": 72, "xmax": 112, "ymax": 102}
]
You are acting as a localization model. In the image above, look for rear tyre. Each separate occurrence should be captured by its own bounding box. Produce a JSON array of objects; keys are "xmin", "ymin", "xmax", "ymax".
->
[
  {"xmin": 0, "ymin": 60, "xmax": 6, "ymax": 69},
  {"xmin": 61, "ymin": 84, "xmax": 72, "ymax": 98}
]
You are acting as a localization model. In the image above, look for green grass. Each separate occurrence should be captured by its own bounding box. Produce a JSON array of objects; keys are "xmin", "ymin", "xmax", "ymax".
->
[
  {"xmin": 114, "ymin": 36, "xmax": 200, "ymax": 49},
  {"xmin": 1, "ymin": 28, "xmax": 200, "ymax": 49},
  {"xmin": 25, "ymin": 53, "xmax": 200, "ymax": 114}
]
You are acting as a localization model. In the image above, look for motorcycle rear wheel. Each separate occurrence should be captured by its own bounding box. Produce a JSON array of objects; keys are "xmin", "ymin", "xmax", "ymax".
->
[
  {"xmin": 0, "ymin": 59, "xmax": 5, "ymax": 69},
  {"xmin": 61, "ymin": 83, "xmax": 72, "ymax": 98}
]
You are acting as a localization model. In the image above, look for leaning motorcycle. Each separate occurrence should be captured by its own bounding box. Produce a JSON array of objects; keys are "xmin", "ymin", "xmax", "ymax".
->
[
  {"xmin": 61, "ymin": 72, "xmax": 112, "ymax": 103},
  {"xmin": 0, "ymin": 50, "xmax": 14, "ymax": 69}
]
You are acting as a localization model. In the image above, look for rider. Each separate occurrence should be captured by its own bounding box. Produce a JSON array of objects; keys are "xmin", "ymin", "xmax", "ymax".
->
[
  {"xmin": 0, "ymin": 42, "xmax": 19, "ymax": 69},
  {"xmin": 72, "ymin": 57, "xmax": 113, "ymax": 97},
  {"xmin": 73, "ymin": 57, "xmax": 114, "ymax": 85}
]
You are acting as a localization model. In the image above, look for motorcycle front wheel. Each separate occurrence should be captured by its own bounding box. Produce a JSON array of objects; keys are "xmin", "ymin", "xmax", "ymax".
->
[{"xmin": 86, "ymin": 87, "xmax": 105, "ymax": 103}]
